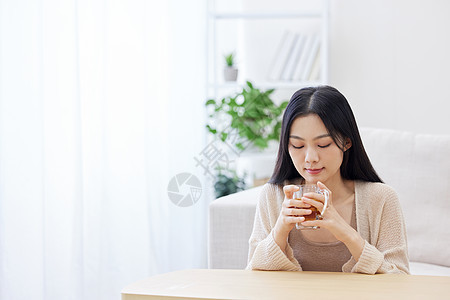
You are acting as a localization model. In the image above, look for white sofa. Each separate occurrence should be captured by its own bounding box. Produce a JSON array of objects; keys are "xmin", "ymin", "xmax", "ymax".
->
[{"xmin": 208, "ymin": 128, "xmax": 450, "ymax": 276}]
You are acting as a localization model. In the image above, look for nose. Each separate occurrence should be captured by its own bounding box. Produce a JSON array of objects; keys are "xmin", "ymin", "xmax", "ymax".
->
[{"xmin": 305, "ymin": 147, "xmax": 319, "ymax": 164}]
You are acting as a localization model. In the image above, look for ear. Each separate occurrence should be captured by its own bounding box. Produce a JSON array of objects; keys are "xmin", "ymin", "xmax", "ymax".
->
[{"xmin": 344, "ymin": 138, "xmax": 352, "ymax": 152}]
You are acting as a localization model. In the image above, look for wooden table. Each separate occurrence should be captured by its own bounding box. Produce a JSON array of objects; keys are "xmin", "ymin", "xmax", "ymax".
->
[{"xmin": 122, "ymin": 269, "xmax": 450, "ymax": 300}]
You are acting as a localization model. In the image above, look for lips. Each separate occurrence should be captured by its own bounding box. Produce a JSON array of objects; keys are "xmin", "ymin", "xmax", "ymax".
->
[{"xmin": 306, "ymin": 168, "xmax": 323, "ymax": 175}]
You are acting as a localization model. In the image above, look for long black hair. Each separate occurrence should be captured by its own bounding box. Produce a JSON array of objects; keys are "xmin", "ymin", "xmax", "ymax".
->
[{"xmin": 269, "ymin": 85, "xmax": 382, "ymax": 185}]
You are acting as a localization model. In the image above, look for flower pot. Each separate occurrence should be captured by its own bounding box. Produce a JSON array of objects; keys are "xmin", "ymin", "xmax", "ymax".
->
[{"xmin": 224, "ymin": 66, "xmax": 238, "ymax": 82}]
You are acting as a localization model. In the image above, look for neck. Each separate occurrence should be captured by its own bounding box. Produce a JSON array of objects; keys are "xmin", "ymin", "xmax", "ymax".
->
[{"xmin": 322, "ymin": 176, "xmax": 354, "ymax": 204}]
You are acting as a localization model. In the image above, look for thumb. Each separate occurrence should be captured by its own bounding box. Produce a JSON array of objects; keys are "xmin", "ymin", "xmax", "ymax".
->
[
  {"xmin": 317, "ymin": 181, "xmax": 330, "ymax": 192},
  {"xmin": 317, "ymin": 181, "xmax": 331, "ymax": 213},
  {"xmin": 283, "ymin": 185, "xmax": 299, "ymax": 200}
]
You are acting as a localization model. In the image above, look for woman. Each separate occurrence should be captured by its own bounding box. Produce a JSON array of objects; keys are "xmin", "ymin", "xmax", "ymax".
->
[{"xmin": 246, "ymin": 86, "xmax": 409, "ymax": 274}]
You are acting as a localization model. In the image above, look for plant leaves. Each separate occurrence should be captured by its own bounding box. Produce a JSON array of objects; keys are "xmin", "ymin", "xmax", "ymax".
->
[
  {"xmin": 206, "ymin": 124, "xmax": 217, "ymax": 134},
  {"xmin": 246, "ymin": 109, "xmax": 259, "ymax": 119},
  {"xmin": 220, "ymin": 132, "xmax": 228, "ymax": 142},
  {"xmin": 253, "ymin": 137, "xmax": 268, "ymax": 149},
  {"xmin": 205, "ymin": 99, "xmax": 216, "ymax": 106},
  {"xmin": 236, "ymin": 142, "xmax": 244, "ymax": 150},
  {"xmin": 204, "ymin": 80, "xmax": 288, "ymax": 151},
  {"xmin": 265, "ymin": 88, "xmax": 275, "ymax": 95},
  {"xmin": 280, "ymin": 101, "xmax": 289, "ymax": 109}
]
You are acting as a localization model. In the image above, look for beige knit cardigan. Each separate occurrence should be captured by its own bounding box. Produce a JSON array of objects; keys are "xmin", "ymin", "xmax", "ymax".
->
[{"xmin": 246, "ymin": 180, "xmax": 410, "ymax": 274}]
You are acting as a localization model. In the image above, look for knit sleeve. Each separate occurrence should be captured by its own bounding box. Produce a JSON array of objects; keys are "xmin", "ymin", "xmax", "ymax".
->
[
  {"xmin": 344, "ymin": 185, "xmax": 410, "ymax": 274},
  {"xmin": 245, "ymin": 184, "xmax": 301, "ymax": 271}
]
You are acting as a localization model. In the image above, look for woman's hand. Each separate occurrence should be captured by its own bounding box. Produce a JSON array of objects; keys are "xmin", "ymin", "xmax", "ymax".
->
[
  {"xmin": 273, "ymin": 185, "xmax": 313, "ymax": 237},
  {"xmin": 300, "ymin": 181, "xmax": 365, "ymax": 260},
  {"xmin": 299, "ymin": 181, "xmax": 352, "ymax": 241}
]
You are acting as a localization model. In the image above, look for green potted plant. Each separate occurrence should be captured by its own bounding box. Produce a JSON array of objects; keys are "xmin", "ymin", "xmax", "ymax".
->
[
  {"xmin": 213, "ymin": 167, "xmax": 246, "ymax": 198},
  {"xmin": 223, "ymin": 52, "xmax": 238, "ymax": 82},
  {"xmin": 205, "ymin": 81, "xmax": 288, "ymax": 151}
]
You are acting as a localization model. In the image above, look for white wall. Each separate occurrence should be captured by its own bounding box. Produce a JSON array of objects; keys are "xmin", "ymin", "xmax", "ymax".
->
[
  {"xmin": 329, "ymin": 0, "xmax": 450, "ymax": 135},
  {"xmin": 233, "ymin": 0, "xmax": 450, "ymax": 134}
]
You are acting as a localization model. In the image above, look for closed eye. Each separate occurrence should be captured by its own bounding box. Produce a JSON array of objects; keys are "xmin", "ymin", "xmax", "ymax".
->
[
  {"xmin": 291, "ymin": 145, "xmax": 304, "ymax": 149},
  {"xmin": 318, "ymin": 143, "xmax": 332, "ymax": 148}
]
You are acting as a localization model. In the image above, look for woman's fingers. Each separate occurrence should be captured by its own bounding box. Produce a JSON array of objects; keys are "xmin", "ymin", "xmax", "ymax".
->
[
  {"xmin": 301, "ymin": 196, "xmax": 325, "ymax": 213},
  {"xmin": 300, "ymin": 220, "xmax": 321, "ymax": 227},
  {"xmin": 317, "ymin": 181, "xmax": 332, "ymax": 213},
  {"xmin": 287, "ymin": 216, "xmax": 305, "ymax": 223},
  {"xmin": 302, "ymin": 192, "xmax": 325, "ymax": 202},
  {"xmin": 283, "ymin": 185, "xmax": 299, "ymax": 200},
  {"xmin": 284, "ymin": 199, "xmax": 311, "ymax": 209},
  {"xmin": 317, "ymin": 181, "xmax": 331, "ymax": 194},
  {"xmin": 285, "ymin": 208, "xmax": 313, "ymax": 216}
]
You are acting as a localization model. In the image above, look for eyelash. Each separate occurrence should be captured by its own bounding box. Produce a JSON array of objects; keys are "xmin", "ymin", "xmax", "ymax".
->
[
  {"xmin": 319, "ymin": 143, "xmax": 332, "ymax": 148},
  {"xmin": 291, "ymin": 143, "xmax": 331, "ymax": 149}
]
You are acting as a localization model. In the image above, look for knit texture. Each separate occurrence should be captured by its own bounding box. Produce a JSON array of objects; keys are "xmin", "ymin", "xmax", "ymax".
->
[
  {"xmin": 246, "ymin": 180, "xmax": 410, "ymax": 274},
  {"xmin": 287, "ymin": 200, "xmax": 355, "ymax": 271}
]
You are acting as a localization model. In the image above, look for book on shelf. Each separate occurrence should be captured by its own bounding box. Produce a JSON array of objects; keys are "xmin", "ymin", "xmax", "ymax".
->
[
  {"xmin": 292, "ymin": 34, "xmax": 319, "ymax": 81},
  {"xmin": 267, "ymin": 30, "xmax": 296, "ymax": 81},
  {"xmin": 280, "ymin": 34, "xmax": 306, "ymax": 81},
  {"xmin": 300, "ymin": 35, "xmax": 320, "ymax": 81},
  {"xmin": 308, "ymin": 44, "xmax": 321, "ymax": 81},
  {"xmin": 268, "ymin": 31, "xmax": 321, "ymax": 83},
  {"xmin": 291, "ymin": 35, "xmax": 312, "ymax": 81}
]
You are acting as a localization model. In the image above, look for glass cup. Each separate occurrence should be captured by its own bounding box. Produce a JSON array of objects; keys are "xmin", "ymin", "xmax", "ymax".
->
[{"xmin": 292, "ymin": 184, "xmax": 329, "ymax": 230}]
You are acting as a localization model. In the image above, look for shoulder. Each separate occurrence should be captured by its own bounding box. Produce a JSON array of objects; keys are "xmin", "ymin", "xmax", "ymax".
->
[
  {"xmin": 354, "ymin": 182, "xmax": 406, "ymax": 239},
  {"xmin": 356, "ymin": 181, "xmax": 398, "ymax": 197},
  {"xmin": 259, "ymin": 182, "xmax": 284, "ymax": 204},
  {"xmin": 255, "ymin": 183, "xmax": 285, "ymax": 222},
  {"xmin": 355, "ymin": 181, "xmax": 400, "ymax": 209}
]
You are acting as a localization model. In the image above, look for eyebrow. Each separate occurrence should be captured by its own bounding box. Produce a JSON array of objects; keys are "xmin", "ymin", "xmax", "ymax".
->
[{"xmin": 289, "ymin": 134, "xmax": 331, "ymax": 141}]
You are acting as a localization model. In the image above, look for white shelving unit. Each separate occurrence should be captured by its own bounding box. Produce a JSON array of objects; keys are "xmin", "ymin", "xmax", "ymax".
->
[
  {"xmin": 206, "ymin": 0, "xmax": 330, "ymax": 100},
  {"xmin": 205, "ymin": 1, "xmax": 330, "ymax": 187}
]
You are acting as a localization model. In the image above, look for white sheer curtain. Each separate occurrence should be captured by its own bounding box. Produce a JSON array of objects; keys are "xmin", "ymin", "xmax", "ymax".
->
[{"xmin": 0, "ymin": 0, "xmax": 207, "ymax": 299}]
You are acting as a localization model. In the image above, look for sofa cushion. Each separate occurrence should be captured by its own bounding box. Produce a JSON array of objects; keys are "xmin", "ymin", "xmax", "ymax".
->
[
  {"xmin": 409, "ymin": 262, "xmax": 450, "ymax": 276},
  {"xmin": 208, "ymin": 128, "xmax": 450, "ymax": 273},
  {"xmin": 360, "ymin": 128, "xmax": 450, "ymax": 268},
  {"xmin": 208, "ymin": 186, "xmax": 262, "ymax": 269}
]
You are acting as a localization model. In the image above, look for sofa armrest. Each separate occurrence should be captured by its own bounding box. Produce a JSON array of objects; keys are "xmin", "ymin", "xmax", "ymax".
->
[{"xmin": 208, "ymin": 186, "xmax": 262, "ymax": 269}]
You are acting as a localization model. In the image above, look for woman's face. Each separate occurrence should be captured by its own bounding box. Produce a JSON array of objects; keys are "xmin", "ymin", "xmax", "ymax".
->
[{"xmin": 288, "ymin": 114, "xmax": 349, "ymax": 185}]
